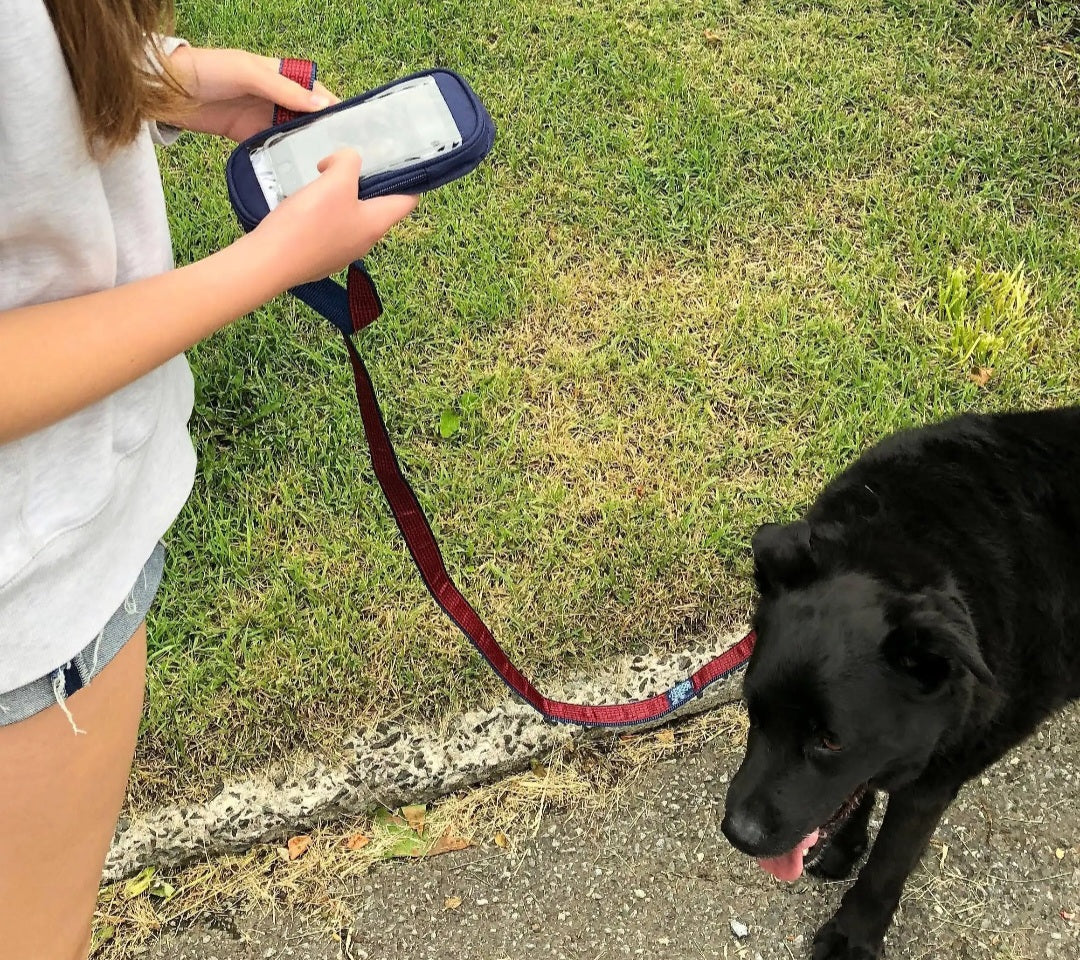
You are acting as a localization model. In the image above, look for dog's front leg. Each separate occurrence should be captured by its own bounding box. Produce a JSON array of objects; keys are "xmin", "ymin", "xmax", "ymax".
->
[{"xmin": 812, "ymin": 784, "xmax": 954, "ymax": 960}]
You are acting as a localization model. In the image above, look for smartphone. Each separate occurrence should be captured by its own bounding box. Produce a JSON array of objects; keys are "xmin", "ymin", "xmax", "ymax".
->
[{"xmin": 250, "ymin": 75, "xmax": 463, "ymax": 206}]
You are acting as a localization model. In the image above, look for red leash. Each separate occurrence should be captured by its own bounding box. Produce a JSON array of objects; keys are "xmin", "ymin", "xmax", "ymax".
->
[
  {"xmin": 292, "ymin": 265, "xmax": 756, "ymax": 726},
  {"xmin": 273, "ymin": 63, "xmax": 757, "ymax": 727}
]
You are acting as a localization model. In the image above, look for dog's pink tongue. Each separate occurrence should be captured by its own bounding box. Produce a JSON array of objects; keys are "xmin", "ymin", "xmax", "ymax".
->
[{"xmin": 757, "ymin": 830, "xmax": 820, "ymax": 882}]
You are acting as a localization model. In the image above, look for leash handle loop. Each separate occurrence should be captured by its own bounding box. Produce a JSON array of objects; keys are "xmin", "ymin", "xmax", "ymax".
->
[{"xmin": 273, "ymin": 58, "xmax": 319, "ymax": 126}]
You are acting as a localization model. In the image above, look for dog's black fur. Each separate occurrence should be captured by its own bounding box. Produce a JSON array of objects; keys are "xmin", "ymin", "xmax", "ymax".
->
[{"xmin": 721, "ymin": 408, "xmax": 1080, "ymax": 959}]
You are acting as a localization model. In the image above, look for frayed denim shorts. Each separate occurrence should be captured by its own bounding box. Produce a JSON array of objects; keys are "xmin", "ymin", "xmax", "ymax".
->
[{"xmin": 0, "ymin": 541, "xmax": 164, "ymax": 729}]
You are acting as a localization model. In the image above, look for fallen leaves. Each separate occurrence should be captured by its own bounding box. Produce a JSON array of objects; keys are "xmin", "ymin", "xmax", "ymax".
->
[
  {"xmin": 270, "ymin": 808, "xmax": 472, "ymax": 866},
  {"xmin": 444, "ymin": 896, "xmax": 463, "ymax": 911},
  {"xmin": 90, "ymin": 923, "xmax": 116, "ymax": 952},
  {"xmin": 372, "ymin": 806, "xmax": 472, "ymax": 860},
  {"xmin": 427, "ymin": 828, "xmax": 470, "ymax": 856},
  {"xmin": 123, "ymin": 866, "xmax": 176, "ymax": 902},
  {"xmin": 968, "ymin": 366, "xmax": 994, "ymax": 388},
  {"xmin": 287, "ymin": 835, "xmax": 312, "ymax": 861},
  {"xmin": 124, "ymin": 867, "xmax": 156, "ymax": 898},
  {"xmin": 704, "ymin": 28, "xmax": 723, "ymax": 44},
  {"xmin": 344, "ymin": 833, "xmax": 371, "ymax": 851},
  {"xmin": 150, "ymin": 878, "xmax": 177, "ymax": 901},
  {"xmin": 376, "ymin": 809, "xmax": 429, "ymax": 858},
  {"xmin": 402, "ymin": 804, "xmax": 427, "ymax": 837}
]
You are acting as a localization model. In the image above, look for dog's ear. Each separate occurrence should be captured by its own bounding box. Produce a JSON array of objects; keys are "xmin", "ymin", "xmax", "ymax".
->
[
  {"xmin": 884, "ymin": 587, "xmax": 995, "ymax": 694},
  {"xmin": 751, "ymin": 520, "xmax": 815, "ymax": 593}
]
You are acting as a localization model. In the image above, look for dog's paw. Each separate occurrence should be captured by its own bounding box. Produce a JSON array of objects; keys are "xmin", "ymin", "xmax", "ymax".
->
[
  {"xmin": 806, "ymin": 836, "xmax": 869, "ymax": 881},
  {"xmin": 812, "ymin": 917, "xmax": 883, "ymax": 960}
]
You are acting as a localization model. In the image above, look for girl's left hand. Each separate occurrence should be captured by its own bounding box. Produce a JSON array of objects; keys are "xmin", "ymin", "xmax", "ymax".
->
[{"xmin": 163, "ymin": 47, "xmax": 337, "ymax": 142}]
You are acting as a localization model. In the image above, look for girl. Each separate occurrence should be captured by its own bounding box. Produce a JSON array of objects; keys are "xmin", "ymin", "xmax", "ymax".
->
[{"xmin": 0, "ymin": 2, "xmax": 417, "ymax": 957}]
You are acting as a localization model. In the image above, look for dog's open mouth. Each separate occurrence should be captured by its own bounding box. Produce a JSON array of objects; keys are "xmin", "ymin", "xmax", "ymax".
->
[{"xmin": 756, "ymin": 784, "xmax": 868, "ymax": 882}]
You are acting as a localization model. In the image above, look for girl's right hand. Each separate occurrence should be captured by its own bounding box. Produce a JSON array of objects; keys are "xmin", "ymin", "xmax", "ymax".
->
[{"xmin": 256, "ymin": 149, "xmax": 418, "ymax": 286}]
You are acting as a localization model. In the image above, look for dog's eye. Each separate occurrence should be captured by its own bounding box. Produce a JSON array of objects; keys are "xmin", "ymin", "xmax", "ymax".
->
[{"xmin": 817, "ymin": 732, "xmax": 842, "ymax": 752}]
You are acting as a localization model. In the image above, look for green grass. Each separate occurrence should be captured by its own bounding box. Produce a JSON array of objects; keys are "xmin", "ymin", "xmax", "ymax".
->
[{"xmin": 140, "ymin": 0, "xmax": 1080, "ymax": 806}]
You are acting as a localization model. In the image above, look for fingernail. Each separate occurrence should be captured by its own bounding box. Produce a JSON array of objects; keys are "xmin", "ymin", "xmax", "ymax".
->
[{"xmin": 310, "ymin": 95, "xmax": 331, "ymax": 110}]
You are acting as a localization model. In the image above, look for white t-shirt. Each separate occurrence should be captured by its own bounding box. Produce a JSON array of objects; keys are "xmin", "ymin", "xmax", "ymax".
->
[{"xmin": 0, "ymin": 2, "xmax": 196, "ymax": 693}]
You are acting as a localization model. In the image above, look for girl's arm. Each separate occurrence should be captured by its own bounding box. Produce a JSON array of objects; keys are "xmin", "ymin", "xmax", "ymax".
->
[{"xmin": 0, "ymin": 152, "xmax": 415, "ymax": 445}]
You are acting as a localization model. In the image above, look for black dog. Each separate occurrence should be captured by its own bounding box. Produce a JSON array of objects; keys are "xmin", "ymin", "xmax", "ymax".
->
[{"xmin": 721, "ymin": 408, "xmax": 1080, "ymax": 959}]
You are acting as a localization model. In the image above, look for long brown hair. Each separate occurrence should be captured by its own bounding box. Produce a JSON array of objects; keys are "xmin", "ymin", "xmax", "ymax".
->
[{"xmin": 43, "ymin": 0, "xmax": 188, "ymax": 155}]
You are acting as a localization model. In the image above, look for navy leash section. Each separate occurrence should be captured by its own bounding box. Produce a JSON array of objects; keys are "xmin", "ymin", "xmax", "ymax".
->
[{"xmin": 274, "ymin": 63, "xmax": 757, "ymax": 727}]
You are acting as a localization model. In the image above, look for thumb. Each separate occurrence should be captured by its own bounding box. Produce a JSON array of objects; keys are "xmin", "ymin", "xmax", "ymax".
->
[
  {"xmin": 316, "ymin": 148, "xmax": 363, "ymax": 177},
  {"xmin": 355, "ymin": 193, "xmax": 420, "ymax": 233},
  {"xmin": 254, "ymin": 62, "xmax": 334, "ymax": 113}
]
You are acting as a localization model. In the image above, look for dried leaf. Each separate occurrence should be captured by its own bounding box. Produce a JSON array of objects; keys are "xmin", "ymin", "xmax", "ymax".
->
[
  {"xmin": 704, "ymin": 28, "xmax": 723, "ymax": 43},
  {"xmin": 493, "ymin": 831, "xmax": 510, "ymax": 849},
  {"xmin": 968, "ymin": 367, "xmax": 993, "ymax": 387},
  {"xmin": 287, "ymin": 835, "xmax": 312, "ymax": 860},
  {"xmin": 345, "ymin": 833, "xmax": 371, "ymax": 851},
  {"xmin": 1055, "ymin": 847, "xmax": 1066, "ymax": 860},
  {"xmin": 655, "ymin": 728, "xmax": 676, "ymax": 747},
  {"xmin": 529, "ymin": 758, "xmax": 549, "ymax": 778},
  {"xmin": 402, "ymin": 804, "xmax": 427, "ymax": 837},
  {"xmin": 427, "ymin": 828, "xmax": 470, "ymax": 857},
  {"xmin": 444, "ymin": 896, "xmax": 463, "ymax": 911}
]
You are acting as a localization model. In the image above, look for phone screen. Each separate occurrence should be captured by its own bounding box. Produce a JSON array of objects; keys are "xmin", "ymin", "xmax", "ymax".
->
[{"xmin": 250, "ymin": 75, "xmax": 462, "ymax": 206}]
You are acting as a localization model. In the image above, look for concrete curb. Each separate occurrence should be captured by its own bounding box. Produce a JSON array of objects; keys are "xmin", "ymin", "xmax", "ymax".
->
[{"xmin": 103, "ymin": 630, "xmax": 749, "ymax": 882}]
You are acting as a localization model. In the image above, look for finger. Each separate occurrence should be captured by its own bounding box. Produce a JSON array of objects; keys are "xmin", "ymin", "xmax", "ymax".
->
[
  {"xmin": 311, "ymin": 81, "xmax": 340, "ymax": 106},
  {"xmin": 316, "ymin": 148, "xmax": 363, "ymax": 176},
  {"xmin": 249, "ymin": 58, "xmax": 332, "ymax": 112},
  {"xmin": 357, "ymin": 193, "xmax": 420, "ymax": 231}
]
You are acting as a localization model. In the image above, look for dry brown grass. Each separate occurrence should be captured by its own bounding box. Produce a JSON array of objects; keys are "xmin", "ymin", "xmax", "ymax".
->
[{"xmin": 94, "ymin": 705, "xmax": 747, "ymax": 958}]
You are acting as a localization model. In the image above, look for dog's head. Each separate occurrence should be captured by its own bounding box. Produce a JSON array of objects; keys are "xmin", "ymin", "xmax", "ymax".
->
[{"xmin": 720, "ymin": 519, "xmax": 993, "ymax": 880}]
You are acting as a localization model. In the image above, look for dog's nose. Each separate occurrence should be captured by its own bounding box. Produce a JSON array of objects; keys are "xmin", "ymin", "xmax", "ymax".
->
[{"xmin": 721, "ymin": 807, "xmax": 768, "ymax": 854}]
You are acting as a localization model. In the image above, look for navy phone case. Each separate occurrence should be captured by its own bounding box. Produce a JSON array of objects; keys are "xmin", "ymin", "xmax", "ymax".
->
[{"xmin": 227, "ymin": 68, "xmax": 495, "ymax": 233}]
